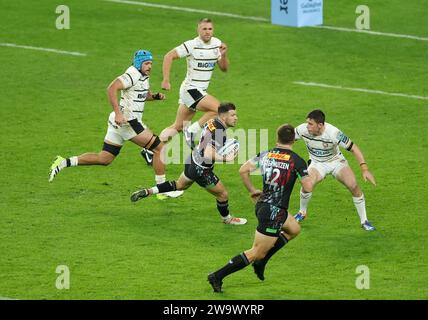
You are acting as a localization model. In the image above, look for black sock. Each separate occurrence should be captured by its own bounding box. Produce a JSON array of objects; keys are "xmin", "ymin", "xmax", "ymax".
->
[
  {"xmin": 157, "ymin": 181, "xmax": 176, "ymax": 193},
  {"xmin": 258, "ymin": 233, "xmax": 288, "ymax": 266},
  {"xmin": 214, "ymin": 253, "xmax": 250, "ymax": 281},
  {"xmin": 216, "ymin": 200, "xmax": 229, "ymax": 218}
]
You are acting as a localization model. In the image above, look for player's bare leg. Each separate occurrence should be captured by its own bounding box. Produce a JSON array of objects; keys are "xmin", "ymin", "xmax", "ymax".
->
[
  {"xmin": 336, "ymin": 166, "xmax": 375, "ymax": 231},
  {"xmin": 208, "ymin": 231, "xmax": 277, "ymax": 292},
  {"xmin": 252, "ymin": 214, "xmax": 301, "ymax": 280},
  {"xmin": 206, "ymin": 181, "xmax": 247, "ymax": 225},
  {"xmin": 48, "ymin": 140, "xmax": 120, "ymax": 182},
  {"xmin": 244, "ymin": 231, "xmax": 278, "ymax": 263},
  {"xmin": 131, "ymin": 130, "xmax": 165, "ymax": 175},
  {"xmin": 77, "ymin": 149, "xmax": 117, "ymax": 166},
  {"xmin": 336, "ymin": 165, "xmax": 361, "ymax": 197},
  {"xmin": 295, "ymin": 167, "xmax": 322, "ymax": 221},
  {"xmin": 159, "ymin": 104, "xmax": 195, "ymax": 142},
  {"xmin": 185, "ymin": 95, "xmax": 220, "ymax": 148},
  {"xmin": 131, "ymin": 129, "xmax": 183, "ymax": 199}
]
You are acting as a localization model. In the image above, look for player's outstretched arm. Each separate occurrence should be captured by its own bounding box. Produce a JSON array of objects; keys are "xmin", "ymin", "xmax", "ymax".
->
[
  {"xmin": 107, "ymin": 78, "xmax": 126, "ymax": 126},
  {"xmin": 161, "ymin": 49, "xmax": 180, "ymax": 90},
  {"xmin": 350, "ymin": 144, "xmax": 376, "ymax": 186},
  {"xmin": 239, "ymin": 159, "xmax": 262, "ymax": 203},
  {"xmin": 217, "ymin": 43, "xmax": 229, "ymax": 72}
]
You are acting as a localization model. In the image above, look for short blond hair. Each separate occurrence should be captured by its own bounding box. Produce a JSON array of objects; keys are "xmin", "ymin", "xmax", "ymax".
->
[{"xmin": 198, "ymin": 18, "xmax": 213, "ymax": 25}]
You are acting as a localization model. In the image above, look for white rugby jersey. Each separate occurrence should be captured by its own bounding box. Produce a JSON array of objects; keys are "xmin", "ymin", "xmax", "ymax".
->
[
  {"xmin": 295, "ymin": 122, "xmax": 353, "ymax": 162},
  {"xmin": 175, "ymin": 36, "xmax": 222, "ymax": 90},
  {"xmin": 117, "ymin": 66, "xmax": 150, "ymax": 121}
]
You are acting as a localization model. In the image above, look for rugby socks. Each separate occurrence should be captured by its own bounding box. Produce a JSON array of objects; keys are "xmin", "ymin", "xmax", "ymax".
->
[
  {"xmin": 256, "ymin": 233, "xmax": 288, "ymax": 266},
  {"xmin": 150, "ymin": 181, "xmax": 176, "ymax": 195},
  {"xmin": 155, "ymin": 175, "xmax": 166, "ymax": 184},
  {"xmin": 353, "ymin": 193, "xmax": 368, "ymax": 224},
  {"xmin": 214, "ymin": 253, "xmax": 250, "ymax": 281},
  {"xmin": 217, "ymin": 200, "xmax": 230, "ymax": 218},
  {"xmin": 188, "ymin": 122, "xmax": 201, "ymax": 134},
  {"xmin": 60, "ymin": 156, "xmax": 78, "ymax": 169},
  {"xmin": 299, "ymin": 189, "xmax": 312, "ymax": 213}
]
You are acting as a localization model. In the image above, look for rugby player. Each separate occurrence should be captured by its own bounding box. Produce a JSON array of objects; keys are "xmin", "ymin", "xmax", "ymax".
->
[
  {"xmin": 49, "ymin": 49, "xmax": 183, "ymax": 198},
  {"xmin": 294, "ymin": 109, "xmax": 376, "ymax": 231},
  {"xmin": 131, "ymin": 103, "xmax": 247, "ymax": 225},
  {"xmin": 208, "ymin": 124, "xmax": 312, "ymax": 292}
]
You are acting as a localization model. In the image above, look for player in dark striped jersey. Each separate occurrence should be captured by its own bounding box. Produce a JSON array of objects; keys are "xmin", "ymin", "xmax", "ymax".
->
[
  {"xmin": 208, "ymin": 124, "xmax": 312, "ymax": 292},
  {"xmin": 131, "ymin": 102, "xmax": 246, "ymax": 225}
]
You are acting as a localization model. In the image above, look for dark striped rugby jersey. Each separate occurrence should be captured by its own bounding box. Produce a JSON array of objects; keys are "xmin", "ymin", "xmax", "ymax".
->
[
  {"xmin": 192, "ymin": 118, "xmax": 227, "ymax": 168},
  {"xmin": 253, "ymin": 147, "xmax": 308, "ymax": 210}
]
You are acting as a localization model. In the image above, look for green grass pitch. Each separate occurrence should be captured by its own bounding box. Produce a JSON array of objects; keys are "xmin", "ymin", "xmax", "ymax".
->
[{"xmin": 0, "ymin": 0, "xmax": 427, "ymax": 299}]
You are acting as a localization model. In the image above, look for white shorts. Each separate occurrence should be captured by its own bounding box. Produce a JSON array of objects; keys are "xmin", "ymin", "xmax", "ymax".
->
[
  {"xmin": 309, "ymin": 155, "xmax": 349, "ymax": 179},
  {"xmin": 104, "ymin": 112, "xmax": 146, "ymax": 146},
  {"xmin": 178, "ymin": 84, "xmax": 207, "ymax": 111}
]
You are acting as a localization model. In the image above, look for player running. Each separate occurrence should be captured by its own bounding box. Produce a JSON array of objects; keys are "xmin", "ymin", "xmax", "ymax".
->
[
  {"xmin": 131, "ymin": 102, "xmax": 246, "ymax": 225},
  {"xmin": 140, "ymin": 17, "xmax": 229, "ymax": 166},
  {"xmin": 208, "ymin": 124, "xmax": 312, "ymax": 292},
  {"xmin": 49, "ymin": 49, "xmax": 183, "ymax": 198}
]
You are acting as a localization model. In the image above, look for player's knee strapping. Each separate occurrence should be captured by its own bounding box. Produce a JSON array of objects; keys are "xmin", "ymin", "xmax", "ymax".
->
[
  {"xmin": 144, "ymin": 135, "xmax": 161, "ymax": 151},
  {"xmin": 103, "ymin": 142, "xmax": 122, "ymax": 156},
  {"xmin": 216, "ymin": 200, "xmax": 229, "ymax": 217},
  {"xmin": 148, "ymin": 135, "xmax": 161, "ymax": 151}
]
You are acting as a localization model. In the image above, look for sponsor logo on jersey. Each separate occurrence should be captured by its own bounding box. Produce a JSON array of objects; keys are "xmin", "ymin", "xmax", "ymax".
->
[
  {"xmin": 267, "ymin": 152, "xmax": 290, "ymax": 161},
  {"xmin": 307, "ymin": 147, "xmax": 334, "ymax": 157},
  {"xmin": 197, "ymin": 62, "xmax": 216, "ymax": 68},
  {"xmin": 337, "ymin": 131, "xmax": 350, "ymax": 144},
  {"xmin": 207, "ymin": 119, "xmax": 216, "ymax": 132}
]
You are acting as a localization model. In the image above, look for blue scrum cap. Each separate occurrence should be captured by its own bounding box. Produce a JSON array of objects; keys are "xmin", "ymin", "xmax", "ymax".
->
[{"xmin": 133, "ymin": 50, "xmax": 153, "ymax": 70}]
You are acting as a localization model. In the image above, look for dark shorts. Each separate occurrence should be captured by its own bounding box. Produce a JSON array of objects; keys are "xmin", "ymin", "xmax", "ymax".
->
[
  {"xmin": 184, "ymin": 156, "xmax": 220, "ymax": 189},
  {"xmin": 255, "ymin": 202, "xmax": 288, "ymax": 237}
]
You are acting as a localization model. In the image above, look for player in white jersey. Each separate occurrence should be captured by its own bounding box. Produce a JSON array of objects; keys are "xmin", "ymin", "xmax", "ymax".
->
[
  {"xmin": 294, "ymin": 109, "xmax": 377, "ymax": 231},
  {"xmin": 156, "ymin": 18, "xmax": 229, "ymax": 149},
  {"xmin": 48, "ymin": 50, "xmax": 183, "ymax": 198}
]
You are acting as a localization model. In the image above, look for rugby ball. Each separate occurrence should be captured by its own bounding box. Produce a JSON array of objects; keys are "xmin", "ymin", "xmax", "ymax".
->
[{"xmin": 218, "ymin": 138, "xmax": 239, "ymax": 156}]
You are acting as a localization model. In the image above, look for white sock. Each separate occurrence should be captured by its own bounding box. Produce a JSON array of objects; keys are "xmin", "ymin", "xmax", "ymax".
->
[
  {"xmin": 59, "ymin": 156, "xmax": 78, "ymax": 169},
  {"xmin": 299, "ymin": 189, "xmax": 312, "ymax": 213},
  {"xmin": 155, "ymin": 175, "xmax": 166, "ymax": 185},
  {"xmin": 353, "ymin": 194, "xmax": 368, "ymax": 224},
  {"xmin": 188, "ymin": 122, "xmax": 201, "ymax": 134},
  {"xmin": 150, "ymin": 187, "xmax": 159, "ymax": 195},
  {"xmin": 70, "ymin": 156, "xmax": 78, "ymax": 166}
]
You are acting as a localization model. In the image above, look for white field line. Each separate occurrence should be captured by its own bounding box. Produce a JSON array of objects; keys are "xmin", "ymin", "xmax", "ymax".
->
[
  {"xmin": 293, "ymin": 81, "xmax": 428, "ymax": 101},
  {"xmin": 0, "ymin": 296, "xmax": 17, "ymax": 300},
  {"xmin": 0, "ymin": 43, "xmax": 87, "ymax": 56},
  {"xmin": 310, "ymin": 25, "xmax": 428, "ymax": 42},
  {"xmin": 104, "ymin": 0, "xmax": 428, "ymax": 42},
  {"xmin": 104, "ymin": 0, "xmax": 268, "ymax": 22}
]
